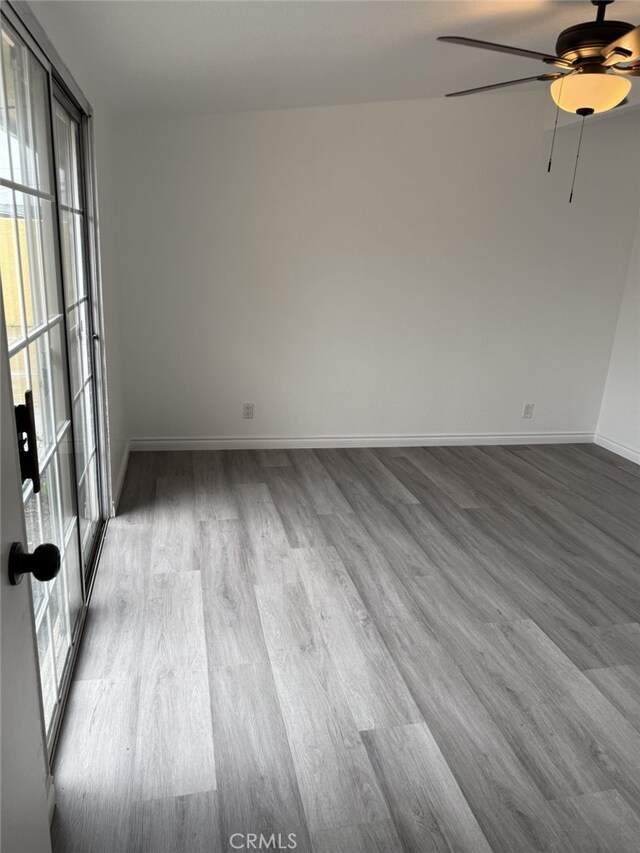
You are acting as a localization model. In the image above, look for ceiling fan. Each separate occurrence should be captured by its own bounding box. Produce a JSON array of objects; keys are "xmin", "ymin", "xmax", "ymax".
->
[{"xmin": 438, "ymin": 0, "xmax": 639, "ymax": 116}]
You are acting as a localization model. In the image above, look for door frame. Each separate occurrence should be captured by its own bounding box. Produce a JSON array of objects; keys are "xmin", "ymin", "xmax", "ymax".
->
[{"xmin": 1, "ymin": 0, "xmax": 112, "ymax": 764}]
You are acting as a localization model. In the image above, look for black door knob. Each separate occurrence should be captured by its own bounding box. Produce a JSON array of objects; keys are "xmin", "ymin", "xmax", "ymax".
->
[{"xmin": 9, "ymin": 541, "xmax": 61, "ymax": 586}]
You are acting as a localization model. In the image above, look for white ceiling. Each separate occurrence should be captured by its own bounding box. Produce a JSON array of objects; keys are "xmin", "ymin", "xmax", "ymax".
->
[{"xmin": 30, "ymin": 0, "xmax": 640, "ymax": 115}]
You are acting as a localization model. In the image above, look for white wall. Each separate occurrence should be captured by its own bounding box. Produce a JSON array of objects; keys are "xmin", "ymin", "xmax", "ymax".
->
[
  {"xmin": 92, "ymin": 114, "xmax": 129, "ymax": 502},
  {"xmin": 596, "ymin": 199, "xmax": 640, "ymax": 463},
  {"xmin": 115, "ymin": 95, "xmax": 640, "ymax": 447},
  {"xmin": 29, "ymin": 5, "xmax": 128, "ymax": 505}
]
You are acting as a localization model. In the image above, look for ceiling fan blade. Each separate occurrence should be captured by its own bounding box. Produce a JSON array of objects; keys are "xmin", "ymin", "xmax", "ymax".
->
[
  {"xmin": 611, "ymin": 60, "xmax": 640, "ymax": 76},
  {"xmin": 445, "ymin": 73, "xmax": 564, "ymax": 98},
  {"xmin": 602, "ymin": 24, "xmax": 640, "ymax": 64},
  {"xmin": 602, "ymin": 48, "xmax": 633, "ymax": 66},
  {"xmin": 438, "ymin": 36, "xmax": 572, "ymax": 68}
]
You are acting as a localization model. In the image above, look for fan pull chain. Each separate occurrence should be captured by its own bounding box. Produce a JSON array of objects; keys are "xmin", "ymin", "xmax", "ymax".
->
[
  {"xmin": 547, "ymin": 77, "xmax": 564, "ymax": 173},
  {"xmin": 569, "ymin": 108, "xmax": 593, "ymax": 203}
]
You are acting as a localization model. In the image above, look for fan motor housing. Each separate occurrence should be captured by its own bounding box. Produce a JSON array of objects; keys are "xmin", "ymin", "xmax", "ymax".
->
[{"xmin": 556, "ymin": 20, "xmax": 635, "ymax": 62}]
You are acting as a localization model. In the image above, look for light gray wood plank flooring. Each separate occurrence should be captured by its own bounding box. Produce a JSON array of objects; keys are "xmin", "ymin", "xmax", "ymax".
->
[
  {"xmin": 130, "ymin": 791, "xmax": 222, "ymax": 853},
  {"xmin": 52, "ymin": 445, "xmax": 640, "ymax": 852},
  {"xmin": 255, "ymin": 579, "xmax": 391, "ymax": 832},
  {"xmin": 211, "ymin": 661, "xmax": 313, "ymax": 851},
  {"xmin": 362, "ymin": 723, "xmax": 492, "ymax": 852},
  {"xmin": 584, "ymin": 665, "xmax": 640, "ymax": 732},
  {"xmin": 312, "ymin": 819, "xmax": 403, "ymax": 853},
  {"xmin": 51, "ymin": 679, "xmax": 138, "ymax": 853}
]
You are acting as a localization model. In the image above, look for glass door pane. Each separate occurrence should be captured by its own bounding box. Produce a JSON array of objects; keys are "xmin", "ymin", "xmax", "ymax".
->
[
  {"xmin": 0, "ymin": 15, "xmax": 100, "ymax": 743},
  {"xmin": 53, "ymin": 96, "xmax": 101, "ymax": 571}
]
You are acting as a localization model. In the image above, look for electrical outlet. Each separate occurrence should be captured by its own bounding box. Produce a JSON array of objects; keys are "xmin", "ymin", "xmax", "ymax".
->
[
  {"xmin": 242, "ymin": 402, "xmax": 254, "ymax": 419},
  {"xmin": 522, "ymin": 402, "xmax": 534, "ymax": 419}
]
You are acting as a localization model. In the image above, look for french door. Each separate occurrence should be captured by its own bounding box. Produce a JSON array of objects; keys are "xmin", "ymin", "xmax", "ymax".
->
[
  {"xmin": 53, "ymin": 91, "xmax": 102, "ymax": 568},
  {"xmin": 1, "ymin": 15, "xmax": 105, "ymax": 755}
]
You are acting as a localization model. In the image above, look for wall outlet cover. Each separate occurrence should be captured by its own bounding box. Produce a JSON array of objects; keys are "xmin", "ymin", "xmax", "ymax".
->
[{"xmin": 522, "ymin": 402, "xmax": 535, "ymax": 419}]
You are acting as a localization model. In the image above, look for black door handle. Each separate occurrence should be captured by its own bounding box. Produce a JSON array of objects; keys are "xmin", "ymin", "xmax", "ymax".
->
[
  {"xmin": 9, "ymin": 541, "xmax": 60, "ymax": 586},
  {"xmin": 14, "ymin": 390, "xmax": 40, "ymax": 493}
]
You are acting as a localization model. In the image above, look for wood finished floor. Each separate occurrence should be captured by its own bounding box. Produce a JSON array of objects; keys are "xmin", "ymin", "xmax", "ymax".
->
[{"xmin": 51, "ymin": 444, "xmax": 640, "ymax": 853}]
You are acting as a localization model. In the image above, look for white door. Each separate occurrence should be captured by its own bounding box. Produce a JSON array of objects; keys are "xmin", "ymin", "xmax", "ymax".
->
[{"xmin": 1, "ymin": 312, "xmax": 52, "ymax": 853}]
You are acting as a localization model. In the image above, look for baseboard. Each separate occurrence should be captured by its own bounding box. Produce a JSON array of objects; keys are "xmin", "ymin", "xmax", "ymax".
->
[
  {"xmin": 129, "ymin": 432, "xmax": 594, "ymax": 452},
  {"xmin": 111, "ymin": 440, "xmax": 130, "ymax": 515},
  {"xmin": 593, "ymin": 433, "xmax": 640, "ymax": 465}
]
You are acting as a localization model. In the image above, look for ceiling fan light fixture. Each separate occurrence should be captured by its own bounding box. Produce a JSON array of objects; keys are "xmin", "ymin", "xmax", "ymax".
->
[{"xmin": 550, "ymin": 68, "xmax": 631, "ymax": 113}]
